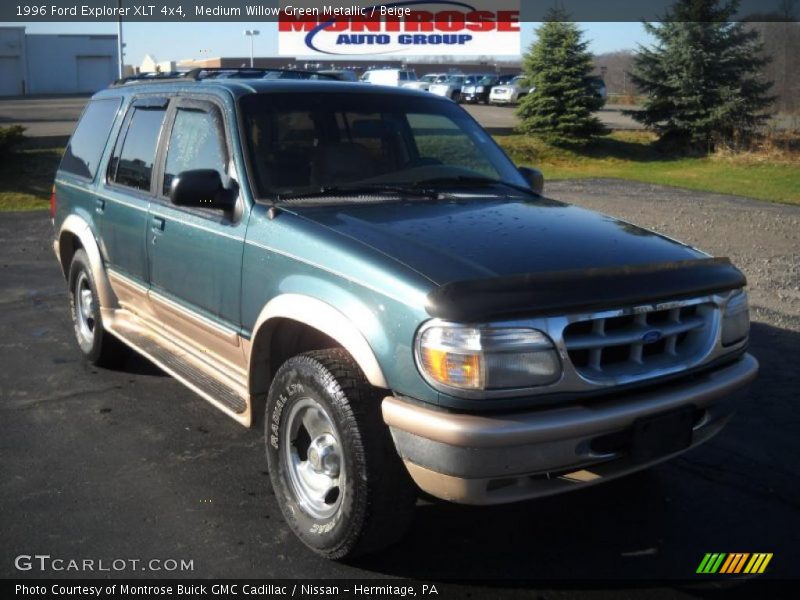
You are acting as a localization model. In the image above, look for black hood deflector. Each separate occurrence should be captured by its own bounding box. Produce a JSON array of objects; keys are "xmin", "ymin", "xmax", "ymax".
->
[{"xmin": 426, "ymin": 257, "xmax": 746, "ymax": 322}]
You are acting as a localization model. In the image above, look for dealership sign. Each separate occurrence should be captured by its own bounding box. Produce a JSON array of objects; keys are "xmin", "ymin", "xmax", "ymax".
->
[{"xmin": 277, "ymin": 1, "xmax": 521, "ymax": 56}]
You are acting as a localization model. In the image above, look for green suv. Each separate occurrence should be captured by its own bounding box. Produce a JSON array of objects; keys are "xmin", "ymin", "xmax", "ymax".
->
[{"xmin": 52, "ymin": 70, "xmax": 758, "ymax": 558}]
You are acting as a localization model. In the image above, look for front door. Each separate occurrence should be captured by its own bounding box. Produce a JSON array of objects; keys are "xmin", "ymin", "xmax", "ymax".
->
[{"xmin": 146, "ymin": 97, "xmax": 248, "ymax": 372}]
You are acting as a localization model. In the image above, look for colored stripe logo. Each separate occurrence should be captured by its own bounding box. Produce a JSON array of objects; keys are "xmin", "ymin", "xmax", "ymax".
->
[{"xmin": 696, "ymin": 553, "xmax": 773, "ymax": 574}]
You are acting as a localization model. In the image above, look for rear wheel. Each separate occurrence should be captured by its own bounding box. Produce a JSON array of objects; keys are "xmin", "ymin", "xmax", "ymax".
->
[
  {"xmin": 68, "ymin": 249, "xmax": 127, "ymax": 367},
  {"xmin": 265, "ymin": 348, "xmax": 416, "ymax": 559}
]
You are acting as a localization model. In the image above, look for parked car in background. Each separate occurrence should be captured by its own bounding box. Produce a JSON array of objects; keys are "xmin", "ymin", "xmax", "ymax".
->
[
  {"xmin": 361, "ymin": 68, "xmax": 418, "ymax": 87},
  {"xmin": 428, "ymin": 74, "xmax": 466, "ymax": 101},
  {"xmin": 461, "ymin": 74, "xmax": 501, "ymax": 104},
  {"xmin": 497, "ymin": 73, "xmax": 518, "ymax": 85},
  {"xmin": 402, "ymin": 73, "xmax": 447, "ymax": 91},
  {"xmin": 167, "ymin": 68, "xmax": 336, "ymax": 81},
  {"xmin": 588, "ymin": 76, "xmax": 608, "ymax": 104},
  {"xmin": 490, "ymin": 75, "xmax": 533, "ymax": 105}
]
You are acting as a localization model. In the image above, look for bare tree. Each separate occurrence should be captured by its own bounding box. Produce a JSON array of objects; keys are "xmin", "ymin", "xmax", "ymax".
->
[
  {"xmin": 592, "ymin": 51, "xmax": 637, "ymax": 96},
  {"xmin": 746, "ymin": 21, "xmax": 800, "ymax": 117}
]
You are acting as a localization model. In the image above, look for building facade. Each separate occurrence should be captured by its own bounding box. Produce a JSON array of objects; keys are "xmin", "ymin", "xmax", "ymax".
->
[{"xmin": 0, "ymin": 27, "xmax": 118, "ymax": 96}]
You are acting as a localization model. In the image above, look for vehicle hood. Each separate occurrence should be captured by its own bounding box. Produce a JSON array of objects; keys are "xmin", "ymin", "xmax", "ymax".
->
[{"xmin": 287, "ymin": 197, "xmax": 707, "ymax": 286}]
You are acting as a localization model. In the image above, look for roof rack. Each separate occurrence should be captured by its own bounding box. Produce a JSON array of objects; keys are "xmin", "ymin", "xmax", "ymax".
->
[
  {"xmin": 110, "ymin": 67, "xmax": 338, "ymax": 87},
  {"xmin": 110, "ymin": 71, "xmax": 191, "ymax": 85}
]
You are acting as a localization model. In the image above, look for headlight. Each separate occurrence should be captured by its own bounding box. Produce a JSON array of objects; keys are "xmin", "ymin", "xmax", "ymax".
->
[
  {"xmin": 721, "ymin": 289, "xmax": 750, "ymax": 346},
  {"xmin": 476, "ymin": 86, "xmax": 484, "ymax": 92},
  {"xmin": 416, "ymin": 325, "xmax": 561, "ymax": 392}
]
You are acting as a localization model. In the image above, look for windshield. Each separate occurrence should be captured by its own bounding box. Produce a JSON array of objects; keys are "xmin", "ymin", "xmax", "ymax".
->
[{"xmin": 240, "ymin": 92, "xmax": 527, "ymax": 201}]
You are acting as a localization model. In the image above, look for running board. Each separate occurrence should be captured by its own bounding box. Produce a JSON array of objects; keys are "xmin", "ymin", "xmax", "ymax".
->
[{"xmin": 103, "ymin": 309, "xmax": 251, "ymax": 426}]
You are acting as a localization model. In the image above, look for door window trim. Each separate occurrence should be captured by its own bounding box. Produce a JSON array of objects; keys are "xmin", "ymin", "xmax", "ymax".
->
[
  {"xmin": 152, "ymin": 95, "xmax": 242, "ymax": 223},
  {"xmin": 104, "ymin": 95, "xmax": 170, "ymax": 199}
]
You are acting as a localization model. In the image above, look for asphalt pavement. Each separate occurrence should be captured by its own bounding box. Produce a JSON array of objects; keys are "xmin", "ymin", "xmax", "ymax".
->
[{"xmin": 1, "ymin": 181, "xmax": 797, "ymax": 586}]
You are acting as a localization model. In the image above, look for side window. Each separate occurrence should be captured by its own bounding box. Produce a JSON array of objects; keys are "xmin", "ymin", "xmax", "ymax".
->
[
  {"xmin": 162, "ymin": 107, "xmax": 228, "ymax": 197},
  {"xmin": 108, "ymin": 106, "xmax": 167, "ymax": 191},
  {"xmin": 60, "ymin": 98, "xmax": 120, "ymax": 179}
]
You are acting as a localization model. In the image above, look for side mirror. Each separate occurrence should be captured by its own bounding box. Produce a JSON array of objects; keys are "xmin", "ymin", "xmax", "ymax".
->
[
  {"xmin": 170, "ymin": 169, "xmax": 237, "ymax": 211},
  {"xmin": 518, "ymin": 166, "xmax": 544, "ymax": 195}
]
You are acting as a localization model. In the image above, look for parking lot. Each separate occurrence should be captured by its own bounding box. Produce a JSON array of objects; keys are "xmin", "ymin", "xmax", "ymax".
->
[
  {"xmin": 1, "ymin": 182, "xmax": 798, "ymax": 585},
  {"xmin": 1, "ymin": 95, "xmax": 798, "ymax": 586}
]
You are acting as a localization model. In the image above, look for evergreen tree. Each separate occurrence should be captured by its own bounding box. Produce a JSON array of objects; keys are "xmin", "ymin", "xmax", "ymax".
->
[
  {"xmin": 628, "ymin": 0, "xmax": 774, "ymax": 151},
  {"xmin": 516, "ymin": 9, "xmax": 606, "ymax": 145}
]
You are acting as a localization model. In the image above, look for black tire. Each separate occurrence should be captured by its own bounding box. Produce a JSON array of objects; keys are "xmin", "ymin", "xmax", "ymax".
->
[
  {"xmin": 68, "ymin": 249, "xmax": 128, "ymax": 368},
  {"xmin": 265, "ymin": 348, "xmax": 416, "ymax": 559}
]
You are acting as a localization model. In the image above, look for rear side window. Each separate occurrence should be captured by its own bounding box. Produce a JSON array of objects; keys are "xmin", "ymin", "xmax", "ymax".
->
[
  {"xmin": 59, "ymin": 98, "xmax": 120, "ymax": 179},
  {"xmin": 108, "ymin": 106, "xmax": 167, "ymax": 191}
]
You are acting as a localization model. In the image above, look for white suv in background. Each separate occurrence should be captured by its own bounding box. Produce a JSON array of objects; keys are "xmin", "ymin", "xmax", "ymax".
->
[
  {"xmin": 489, "ymin": 75, "xmax": 533, "ymax": 105},
  {"xmin": 402, "ymin": 73, "xmax": 447, "ymax": 91},
  {"xmin": 428, "ymin": 74, "xmax": 466, "ymax": 101},
  {"xmin": 361, "ymin": 69, "xmax": 418, "ymax": 87}
]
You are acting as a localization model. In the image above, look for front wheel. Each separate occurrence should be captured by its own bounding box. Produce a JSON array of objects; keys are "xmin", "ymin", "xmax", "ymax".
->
[{"xmin": 265, "ymin": 349, "xmax": 417, "ymax": 559}]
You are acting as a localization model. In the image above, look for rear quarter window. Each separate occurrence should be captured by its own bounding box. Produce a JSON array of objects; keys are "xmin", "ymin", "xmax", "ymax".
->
[{"xmin": 59, "ymin": 98, "xmax": 120, "ymax": 180}]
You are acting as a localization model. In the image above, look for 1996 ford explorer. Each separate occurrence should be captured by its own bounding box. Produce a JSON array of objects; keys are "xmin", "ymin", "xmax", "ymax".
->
[{"xmin": 51, "ymin": 70, "xmax": 758, "ymax": 558}]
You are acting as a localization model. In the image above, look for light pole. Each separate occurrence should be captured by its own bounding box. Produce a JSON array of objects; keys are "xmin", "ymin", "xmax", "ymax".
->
[
  {"xmin": 243, "ymin": 30, "xmax": 260, "ymax": 68},
  {"xmin": 117, "ymin": 0, "xmax": 124, "ymax": 78}
]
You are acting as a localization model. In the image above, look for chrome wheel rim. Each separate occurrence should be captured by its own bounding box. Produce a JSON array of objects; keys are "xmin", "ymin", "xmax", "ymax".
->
[
  {"xmin": 282, "ymin": 397, "xmax": 345, "ymax": 520},
  {"xmin": 74, "ymin": 271, "xmax": 96, "ymax": 345}
]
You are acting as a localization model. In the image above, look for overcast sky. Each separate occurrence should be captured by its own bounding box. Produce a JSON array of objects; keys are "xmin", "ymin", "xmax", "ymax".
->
[{"xmin": 8, "ymin": 21, "xmax": 653, "ymax": 66}]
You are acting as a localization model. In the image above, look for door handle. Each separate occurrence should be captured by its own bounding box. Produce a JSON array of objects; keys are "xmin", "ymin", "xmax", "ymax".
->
[
  {"xmin": 95, "ymin": 198, "xmax": 106, "ymax": 213},
  {"xmin": 151, "ymin": 216, "xmax": 166, "ymax": 232}
]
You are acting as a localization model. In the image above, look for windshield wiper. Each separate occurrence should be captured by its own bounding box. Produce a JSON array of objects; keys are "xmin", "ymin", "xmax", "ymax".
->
[
  {"xmin": 410, "ymin": 175, "xmax": 538, "ymax": 197},
  {"xmin": 277, "ymin": 183, "xmax": 440, "ymax": 202}
]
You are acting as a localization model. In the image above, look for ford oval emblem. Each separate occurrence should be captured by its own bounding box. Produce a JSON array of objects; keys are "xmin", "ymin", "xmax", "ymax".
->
[{"xmin": 642, "ymin": 330, "xmax": 663, "ymax": 344}]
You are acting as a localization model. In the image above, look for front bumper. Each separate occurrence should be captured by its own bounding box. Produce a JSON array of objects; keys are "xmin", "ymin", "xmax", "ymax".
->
[
  {"xmin": 382, "ymin": 354, "xmax": 758, "ymax": 505},
  {"xmin": 462, "ymin": 93, "xmax": 485, "ymax": 103}
]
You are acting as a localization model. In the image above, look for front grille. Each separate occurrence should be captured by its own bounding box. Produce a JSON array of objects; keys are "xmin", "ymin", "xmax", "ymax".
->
[{"xmin": 563, "ymin": 301, "xmax": 717, "ymax": 380}]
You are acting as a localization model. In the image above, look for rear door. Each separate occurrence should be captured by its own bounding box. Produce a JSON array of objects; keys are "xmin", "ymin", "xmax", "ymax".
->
[
  {"xmin": 101, "ymin": 97, "xmax": 169, "ymax": 293},
  {"xmin": 145, "ymin": 95, "xmax": 248, "ymax": 369}
]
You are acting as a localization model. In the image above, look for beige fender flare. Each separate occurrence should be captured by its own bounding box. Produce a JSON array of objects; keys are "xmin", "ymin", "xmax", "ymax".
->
[
  {"xmin": 250, "ymin": 294, "xmax": 388, "ymax": 389},
  {"xmin": 57, "ymin": 214, "xmax": 118, "ymax": 309}
]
